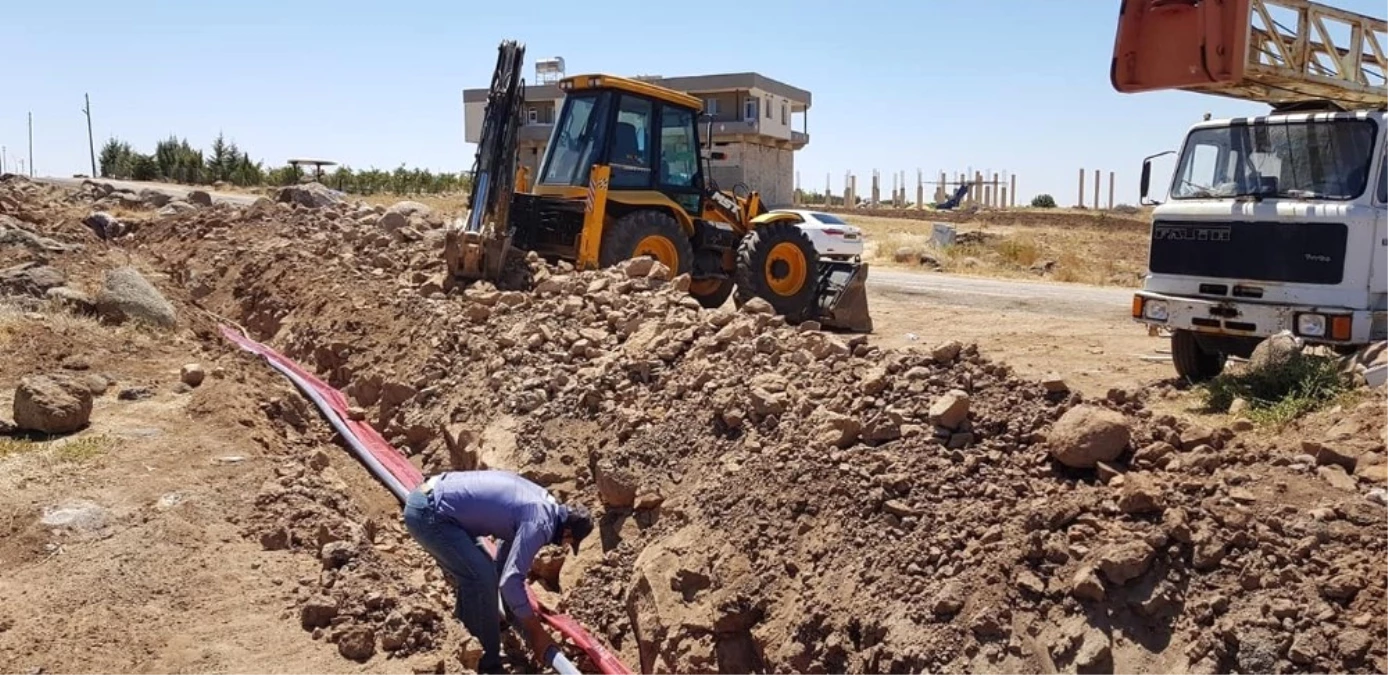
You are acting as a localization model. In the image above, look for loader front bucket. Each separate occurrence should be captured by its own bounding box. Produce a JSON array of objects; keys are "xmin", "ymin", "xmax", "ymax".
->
[
  {"xmin": 814, "ymin": 260, "xmax": 873, "ymax": 333},
  {"xmin": 445, "ymin": 226, "xmax": 512, "ymax": 283}
]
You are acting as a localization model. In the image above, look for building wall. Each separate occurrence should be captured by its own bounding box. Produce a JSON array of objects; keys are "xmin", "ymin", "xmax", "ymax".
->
[
  {"xmin": 749, "ymin": 87, "xmax": 795, "ymax": 142},
  {"xmin": 707, "ymin": 140, "xmax": 794, "ymax": 207}
]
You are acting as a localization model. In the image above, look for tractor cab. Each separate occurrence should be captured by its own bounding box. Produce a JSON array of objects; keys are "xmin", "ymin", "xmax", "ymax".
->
[{"xmin": 533, "ymin": 75, "xmax": 707, "ymax": 217}]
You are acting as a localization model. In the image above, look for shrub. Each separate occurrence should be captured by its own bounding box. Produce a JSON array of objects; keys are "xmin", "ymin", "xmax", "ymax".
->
[{"xmin": 1031, "ymin": 194, "xmax": 1057, "ymax": 208}]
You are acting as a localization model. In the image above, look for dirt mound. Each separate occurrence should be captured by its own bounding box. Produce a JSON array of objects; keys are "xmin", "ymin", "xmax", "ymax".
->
[{"xmin": 4, "ymin": 180, "xmax": 1385, "ymax": 674}]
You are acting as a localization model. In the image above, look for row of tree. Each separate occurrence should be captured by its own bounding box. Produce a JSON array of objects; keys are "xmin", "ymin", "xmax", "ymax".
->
[{"xmin": 97, "ymin": 133, "xmax": 471, "ymax": 196}]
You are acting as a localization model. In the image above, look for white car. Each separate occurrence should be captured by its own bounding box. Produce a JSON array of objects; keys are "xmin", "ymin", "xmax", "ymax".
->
[{"xmin": 768, "ymin": 209, "xmax": 865, "ymax": 261}]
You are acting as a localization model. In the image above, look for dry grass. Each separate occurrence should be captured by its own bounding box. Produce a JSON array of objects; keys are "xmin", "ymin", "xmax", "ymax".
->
[{"xmin": 850, "ymin": 212, "xmax": 1148, "ymax": 287}]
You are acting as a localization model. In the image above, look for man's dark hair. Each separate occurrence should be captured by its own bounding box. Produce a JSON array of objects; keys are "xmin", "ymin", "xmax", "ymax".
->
[{"xmin": 563, "ymin": 504, "xmax": 594, "ymax": 554}]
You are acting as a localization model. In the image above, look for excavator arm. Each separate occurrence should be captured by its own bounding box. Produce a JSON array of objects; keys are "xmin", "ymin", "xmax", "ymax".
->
[
  {"xmin": 446, "ymin": 40, "xmax": 527, "ymax": 282},
  {"xmin": 1111, "ymin": 0, "xmax": 1386, "ymax": 110}
]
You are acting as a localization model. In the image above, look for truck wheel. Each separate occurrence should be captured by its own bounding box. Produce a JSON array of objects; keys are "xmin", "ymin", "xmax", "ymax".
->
[
  {"xmin": 1171, "ymin": 329, "xmax": 1227, "ymax": 382},
  {"xmin": 734, "ymin": 222, "xmax": 819, "ymax": 323},
  {"xmin": 599, "ymin": 210, "xmax": 693, "ymax": 276},
  {"xmin": 689, "ymin": 277, "xmax": 735, "ymax": 308}
]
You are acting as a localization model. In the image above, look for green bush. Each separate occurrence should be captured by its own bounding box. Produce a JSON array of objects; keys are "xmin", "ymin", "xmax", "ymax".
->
[
  {"xmin": 1031, "ymin": 194, "xmax": 1057, "ymax": 208},
  {"xmin": 1199, "ymin": 353, "xmax": 1349, "ymax": 426}
]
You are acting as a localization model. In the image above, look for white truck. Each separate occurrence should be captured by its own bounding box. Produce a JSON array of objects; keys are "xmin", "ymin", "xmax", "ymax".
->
[{"xmin": 1111, "ymin": 0, "xmax": 1387, "ymax": 380}]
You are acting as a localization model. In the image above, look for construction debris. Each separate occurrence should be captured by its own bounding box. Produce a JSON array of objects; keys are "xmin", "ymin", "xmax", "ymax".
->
[{"xmin": 0, "ymin": 176, "xmax": 1384, "ymax": 674}]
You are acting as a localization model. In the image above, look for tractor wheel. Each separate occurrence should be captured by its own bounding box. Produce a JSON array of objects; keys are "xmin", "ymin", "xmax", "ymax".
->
[
  {"xmin": 689, "ymin": 276, "xmax": 735, "ymax": 309},
  {"xmin": 1171, "ymin": 329, "xmax": 1227, "ymax": 382},
  {"xmin": 598, "ymin": 209, "xmax": 693, "ymax": 276},
  {"xmin": 734, "ymin": 222, "xmax": 819, "ymax": 323}
]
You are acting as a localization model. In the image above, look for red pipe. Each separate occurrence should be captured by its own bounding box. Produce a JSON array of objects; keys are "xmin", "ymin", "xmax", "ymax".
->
[{"xmin": 221, "ymin": 325, "xmax": 633, "ymax": 674}]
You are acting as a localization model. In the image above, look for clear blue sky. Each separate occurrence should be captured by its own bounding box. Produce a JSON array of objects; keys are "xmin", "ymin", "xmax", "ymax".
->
[{"xmin": 6, "ymin": 0, "xmax": 1384, "ymax": 205}]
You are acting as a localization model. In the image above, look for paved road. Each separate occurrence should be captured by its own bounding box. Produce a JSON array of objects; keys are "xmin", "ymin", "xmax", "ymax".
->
[
  {"xmin": 868, "ymin": 268, "xmax": 1135, "ymax": 319},
  {"xmin": 38, "ymin": 176, "xmax": 260, "ymax": 206}
]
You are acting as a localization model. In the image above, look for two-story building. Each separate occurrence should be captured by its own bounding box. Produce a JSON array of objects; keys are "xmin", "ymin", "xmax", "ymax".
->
[{"xmin": 463, "ymin": 67, "xmax": 810, "ymax": 207}]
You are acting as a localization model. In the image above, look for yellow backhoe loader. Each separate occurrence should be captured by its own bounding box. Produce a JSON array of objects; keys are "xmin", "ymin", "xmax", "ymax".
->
[{"xmin": 446, "ymin": 41, "xmax": 872, "ymax": 331}]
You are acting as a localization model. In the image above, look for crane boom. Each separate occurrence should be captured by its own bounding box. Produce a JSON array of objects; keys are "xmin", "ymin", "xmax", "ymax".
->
[{"xmin": 1111, "ymin": 0, "xmax": 1387, "ymax": 110}]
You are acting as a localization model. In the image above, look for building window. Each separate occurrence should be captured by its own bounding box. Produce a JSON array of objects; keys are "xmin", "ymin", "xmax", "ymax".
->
[
  {"xmin": 744, "ymin": 97, "xmax": 758, "ymax": 122},
  {"xmin": 704, "ymin": 98, "xmax": 719, "ymax": 116},
  {"xmin": 781, "ymin": 102, "xmax": 788, "ymax": 125},
  {"xmin": 766, "ymin": 97, "xmax": 773, "ymax": 119},
  {"xmin": 527, "ymin": 107, "xmax": 538, "ymax": 124}
]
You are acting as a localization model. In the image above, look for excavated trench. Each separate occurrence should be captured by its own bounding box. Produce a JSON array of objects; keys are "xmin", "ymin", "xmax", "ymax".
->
[{"xmin": 7, "ymin": 177, "xmax": 1385, "ymax": 674}]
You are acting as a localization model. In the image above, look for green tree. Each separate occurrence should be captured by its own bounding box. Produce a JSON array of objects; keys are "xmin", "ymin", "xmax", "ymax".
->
[{"xmin": 1031, "ymin": 194, "xmax": 1057, "ymax": 208}]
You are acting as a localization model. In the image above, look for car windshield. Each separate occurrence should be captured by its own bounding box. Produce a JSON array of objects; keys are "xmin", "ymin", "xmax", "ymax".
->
[
  {"xmin": 809, "ymin": 212, "xmax": 847, "ymax": 225},
  {"xmin": 1169, "ymin": 118, "xmax": 1376, "ymax": 201}
]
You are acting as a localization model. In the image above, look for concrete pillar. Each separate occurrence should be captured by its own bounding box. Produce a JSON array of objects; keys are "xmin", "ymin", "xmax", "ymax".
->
[
  {"xmin": 917, "ymin": 170, "xmax": 924, "ymax": 209},
  {"xmin": 974, "ymin": 171, "xmax": 983, "ymax": 206},
  {"xmin": 1010, "ymin": 174, "xmax": 1017, "ymax": 207},
  {"xmin": 1094, "ymin": 169, "xmax": 1100, "ymax": 210},
  {"xmin": 1078, "ymin": 168, "xmax": 1086, "ymax": 208},
  {"xmin": 1108, "ymin": 171, "xmax": 1116, "ymax": 209},
  {"xmin": 1001, "ymin": 187, "xmax": 1008, "ymax": 209},
  {"xmin": 991, "ymin": 173, "xmax": 1000, "ymax": 208}
]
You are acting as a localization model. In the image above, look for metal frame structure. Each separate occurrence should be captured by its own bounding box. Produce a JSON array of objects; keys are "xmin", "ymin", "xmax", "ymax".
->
[{"xmin": 1112, "ymin": 0, "xmax": 1387, "ymax": 109}]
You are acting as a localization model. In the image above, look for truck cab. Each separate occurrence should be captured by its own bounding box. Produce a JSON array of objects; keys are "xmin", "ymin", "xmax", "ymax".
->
[{"xmin": 1133, "ymin": 110, "xmax": 1388, "ymax": 379}]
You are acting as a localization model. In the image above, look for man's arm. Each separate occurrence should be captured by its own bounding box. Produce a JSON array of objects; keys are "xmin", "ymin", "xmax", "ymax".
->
[
  {"xmin": 498, "ymin": 517, "xmax": 557, "ymax": 656},
  {"xmin": 497, "ymin": 519, "xmax": 548, "ymax": 621}
]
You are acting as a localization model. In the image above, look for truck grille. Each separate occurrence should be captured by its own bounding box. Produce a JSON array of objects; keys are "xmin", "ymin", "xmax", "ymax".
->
[{"xmin": 1149, "ymin": 220, "xmax": 1347, "ymax": 285}]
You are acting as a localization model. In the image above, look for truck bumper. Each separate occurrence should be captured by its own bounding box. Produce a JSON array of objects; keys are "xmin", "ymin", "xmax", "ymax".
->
[{"xmin": 1130, "ymin": 290, "xmax": 1378, "ymax": 345}]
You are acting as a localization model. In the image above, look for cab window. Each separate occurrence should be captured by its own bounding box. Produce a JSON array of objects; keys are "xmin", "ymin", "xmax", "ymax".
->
[
  {"xmin": 1378, "ymin": 152, "xmax": 1387, "ymax": 203},
  {"xmin": 659, "ymin": 106, "xmax": 697, "ymax": 189},
  {"xmin": 609, "ymin": 95, "xmax": 653, "ymax": 189}
]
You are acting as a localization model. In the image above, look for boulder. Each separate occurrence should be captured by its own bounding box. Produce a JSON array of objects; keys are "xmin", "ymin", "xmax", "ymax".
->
[
  {"xmin": 13, "ymin": 374, "xmax": 94, "ymax": 434},
  {"xmin": 1047, "ymin": 405, "xmax": 1132, "ymax": 468},
  {"xmin": 275, "ymin": 182, "xmax": 343, "ymax": 209},
  {"xmin": 95, "ymin": 267, "xmax": 177, "ymax": 328}
]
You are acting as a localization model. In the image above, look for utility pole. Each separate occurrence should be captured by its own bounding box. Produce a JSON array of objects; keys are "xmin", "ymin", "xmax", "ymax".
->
[
  {"xmin": 82, "ymin": 93, "xmax": 96, "ymax": 177},
  {"xmin": 2, "ymin": 146, "xmax": 7, "ymax": 173},
  {"xmin": 28, "ymin": 111, "xmax": 34, "ymax": 177}
]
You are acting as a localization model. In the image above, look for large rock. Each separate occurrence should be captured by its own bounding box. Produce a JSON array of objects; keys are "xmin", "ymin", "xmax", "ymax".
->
[
  {"xmin": 13, "ymin": 374, "xmax": 94, "ymax": 434},
  {"xmin": 95, "ymin": 267, "xmax": 177, "ymax": 328},
  {"xmin": 0, "ymin": 262, "xmax": 65, "ymax": 296},
  {"xmin": 276, "ymin": 182, "xmax": 343, "ymax": 209},
  {"xmin": 1248, "ymin": 330, "xmax": 1303, "ymax": 372},
  {"xmin": 1047, "ymin": 405, "xmax": 1132, "ymax": 468}
]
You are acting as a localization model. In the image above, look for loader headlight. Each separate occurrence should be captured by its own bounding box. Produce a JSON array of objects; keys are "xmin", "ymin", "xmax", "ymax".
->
[
  {"xmin": 1142, "ymin": 299, "xmax": 1169, "ymax": 321},
  {"xmin": 1295, "ymin": 313, "xmax": 1326, "ymax": 337}
]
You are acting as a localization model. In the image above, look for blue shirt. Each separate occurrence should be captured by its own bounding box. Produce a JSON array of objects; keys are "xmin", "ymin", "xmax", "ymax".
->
[{"xmin": 429, "ymin": 470, "xmax": 567, "ymax": 621}]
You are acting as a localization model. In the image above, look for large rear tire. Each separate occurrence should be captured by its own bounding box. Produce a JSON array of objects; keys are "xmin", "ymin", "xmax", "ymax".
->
[
  {"xmin": 689, "ymin": 276, "xmax": 735, "ymax": 308},
  {"xmin": 1171, "ymin": 329, "xmax": 1227, "ymax": 382},
  {"xmin": 734, "ymin": 222, "xmax": 819, "ymax": 323},
  {"xmin": 599, "ymin": 210, "xmax": 693, "ymax": 276}
]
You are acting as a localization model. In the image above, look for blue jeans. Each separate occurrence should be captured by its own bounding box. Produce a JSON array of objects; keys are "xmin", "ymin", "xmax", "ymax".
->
[{"xmin": 403, "ymin": 486, "xmax": 504, "ymax": 672}]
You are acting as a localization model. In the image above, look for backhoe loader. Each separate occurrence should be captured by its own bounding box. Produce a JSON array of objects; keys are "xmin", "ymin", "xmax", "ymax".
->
[{"xmin": 446, "ymin": 40, "xmax": 872, "ymax": 331}]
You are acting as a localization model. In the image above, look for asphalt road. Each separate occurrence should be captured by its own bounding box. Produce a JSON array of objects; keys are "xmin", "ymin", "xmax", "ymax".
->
[
  {"xmin": 868, "ymin": 268, "xmax": 1135, "ymax": 319},
  {"xmin": 35, "ymin": 176, "xmax": 1135, "ymax": 318}
]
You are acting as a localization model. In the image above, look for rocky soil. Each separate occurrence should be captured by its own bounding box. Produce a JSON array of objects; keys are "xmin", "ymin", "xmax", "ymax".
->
[{"xmin": 2, "ymin": 174, "xmax": 1385, "ymax": 674}]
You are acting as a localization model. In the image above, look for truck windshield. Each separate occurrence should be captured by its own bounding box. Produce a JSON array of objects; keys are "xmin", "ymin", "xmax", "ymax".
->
[{"xmin": 1169, "ymin": 119, "xmax": 1376, "ymax": 201}]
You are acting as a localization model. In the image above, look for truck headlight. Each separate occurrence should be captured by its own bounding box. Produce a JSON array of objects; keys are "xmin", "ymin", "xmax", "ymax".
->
[
  {"xmin": 1142, "ymin": 299, "xmax": 1169, "ymax": 321},
  {"xmin": 1296, "ymin": 313, "xmax": 1326, "ymax": 337}
]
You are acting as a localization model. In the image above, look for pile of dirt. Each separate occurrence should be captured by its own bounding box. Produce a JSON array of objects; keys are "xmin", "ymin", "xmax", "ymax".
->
[{"xmin": 5, "ymin": 177, "xmax": 1385, "ymax": 674}]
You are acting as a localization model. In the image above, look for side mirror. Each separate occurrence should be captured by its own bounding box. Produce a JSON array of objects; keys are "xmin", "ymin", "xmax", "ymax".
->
[{"xmin": 1139, "ymin": 150, "xmax": 1176, "ymax": 206}]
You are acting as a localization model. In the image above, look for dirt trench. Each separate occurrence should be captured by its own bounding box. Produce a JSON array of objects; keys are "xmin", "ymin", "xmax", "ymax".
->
[{"xmin": 2, "ymin": 176, "xmax": 1385, "ymax": 674}]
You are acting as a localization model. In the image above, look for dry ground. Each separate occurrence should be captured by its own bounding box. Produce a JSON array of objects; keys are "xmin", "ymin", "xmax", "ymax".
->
[
  {"xmin": 835, "ymin": 207, "xmax": 1152, "ymax": 287},
  {"xmin": 3, "ymin": 179, "xmax": 1384, "ymax": 675}
]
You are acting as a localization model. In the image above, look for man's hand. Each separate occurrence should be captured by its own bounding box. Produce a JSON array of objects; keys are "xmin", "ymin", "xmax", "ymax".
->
[{"xmin": 521, "ymin": 615, "xmax": 557, "ymax": 663}]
